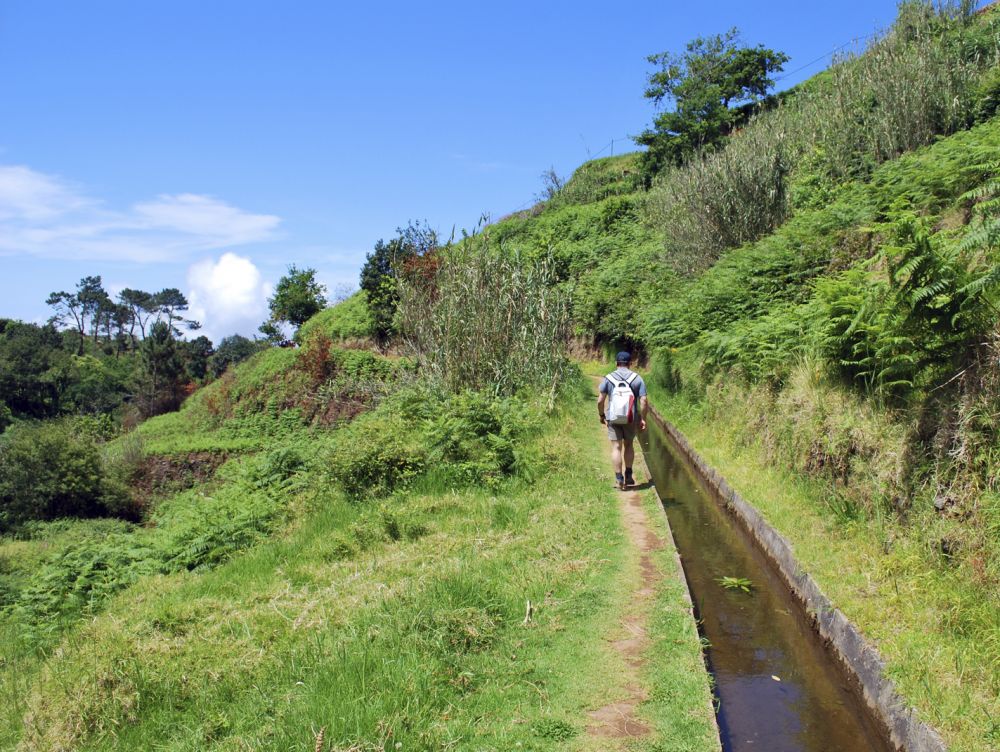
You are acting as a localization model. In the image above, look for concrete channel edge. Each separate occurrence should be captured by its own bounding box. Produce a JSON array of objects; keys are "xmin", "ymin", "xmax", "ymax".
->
[
  {"xmin": 634, "ymin": 450, "xmax": 724, "ymax": 750},
  {"xmin": 648, "ymin": 406, "xmax": 948, "ymax": 752}
]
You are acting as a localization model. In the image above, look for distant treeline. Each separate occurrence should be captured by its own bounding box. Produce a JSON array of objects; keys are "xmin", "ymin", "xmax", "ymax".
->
[{"xmin": 0, "ymin": 274, "xmax": 267, "ymax": 430}]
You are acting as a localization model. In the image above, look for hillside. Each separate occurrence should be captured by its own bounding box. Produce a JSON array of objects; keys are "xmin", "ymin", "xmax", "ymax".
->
[
  {"xmin": 3, "ymin": 2, "xmax": 1000, "ymax": 750},
  {"xmin": 325, "ymin": 3, "xmax": 1000, "ymax": 747},
  {"xmin": 468, "ymin": 5, "xmax": 1000, "ymax": 749}
]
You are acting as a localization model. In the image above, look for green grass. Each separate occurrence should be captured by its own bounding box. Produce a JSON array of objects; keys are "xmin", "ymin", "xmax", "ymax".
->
[
  {"xmin": 3, "ymin": 390, "xmax": 718, "ymax": 752},
  {"xmin": 654, "ymin": 388, "xmax": 1000, "ymax": 752},
  {"xmin": 295, "ymin": 290, "xmax": 374, "ymax": 344}
]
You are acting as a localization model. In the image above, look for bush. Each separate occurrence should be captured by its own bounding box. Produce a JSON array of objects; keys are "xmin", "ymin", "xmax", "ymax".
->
[
  {"xmin": 816, "ymin": 211, "xmax": 997, "ymax": 401},
  {"xmin": 425, "ymin": 391, "xmax": 528, "ymax": 487},
  {"xmin": 327, "ymin": 386, "xmax": 540, "ymax": 499},
  {"xmin": 328, "ymin": 412, "xmax": 428, "ymax": 499},
  {"xmin": 0, "ymin": 421, "xmax": 131, "ymax": 532},
  {"xmin": 398, "ymin": 234, "xmax": 572, "ymax": 400}
]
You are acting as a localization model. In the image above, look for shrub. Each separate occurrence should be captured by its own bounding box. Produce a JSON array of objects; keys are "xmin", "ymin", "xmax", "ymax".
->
[
  {"xmin": 816, "ymin": 211, "xmax": 997, "ymax": 400},
  {"xmin": 328, "ymin": 412, "xmax": 427, "ymax": 499},
  {"xmin": 247, "ymin": 445, "xmax": 306, "ymax": 490},
  {"xmin": 326, "ymin": 385, "xmax": 540, "ymax": 499},
  {"xmin": 0, "ymin": 421, "xmax": 131, "ymax": 532},
  {"xmin": 425, "ymin": 391, "xmax": 528, "ymax": 487}
]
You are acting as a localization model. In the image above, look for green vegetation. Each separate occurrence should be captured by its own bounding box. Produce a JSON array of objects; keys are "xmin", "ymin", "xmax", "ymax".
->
[
  {"xmin": 207, "ymin": 333, "xmax": 262, "ymax": 377},
  {"xmin": 0, "ymin": 419, "xmax": 134, "ymax": 532},
  {"xmin": 360, "ymin": 220, "xmax": 438, "ymax": 344},
  {"xmin": 7, "ymin": 2, "xmax": 1000, "ymax": 749},
  {"xmin": 636, "ymin": 27, "xmax": 788, "ymax": 178},
  {"xmin": 134, "ymin": 338, "xmax": 404, "ymax": 456},
  {"xmin": 261, "ymin": 264, "xmax": 328, "ymax": 336},
  {"xmin": 0, "ymin": 379, "xmax": 717, "ymax": 751},
  {"xmin": 399, "ymin": 234, "xmax": 572, "ymax": 397},
  {"xmin": 294, "ymin": 290, "xmax": 374, "ymax": 344},
  {"xmin": 646, "ymin": 0, "xmax": 997, "ymax": 270},
  {"xmin": 486, "ymin": 152, "xmax": 668, "ymax": 347},
  {"xmin": 716, "ymin": 576, "xmax": 753, "ymax": 594}
]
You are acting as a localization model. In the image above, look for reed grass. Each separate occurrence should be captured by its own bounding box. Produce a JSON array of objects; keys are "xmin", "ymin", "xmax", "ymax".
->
[
  {"xmin": 645, "ymin": 0, "xmax": 999, "ymax": 270},
  {"xmin": 398, "ymin": 233, "xmax": 572, "ymax": 401}
]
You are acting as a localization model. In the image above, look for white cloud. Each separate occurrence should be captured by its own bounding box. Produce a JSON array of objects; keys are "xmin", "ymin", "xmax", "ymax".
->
[
  {"xmin": 0, "ymin": 164, "xmax": 280, "ymax": 262},
  {"xmin": 133, "ymin": 193, "xmax": 280, "ymax": 246},
  {"xmin": 186, "ymin": 252, "xmax": 272, "ymax": 342},
  {"xmin": 0, "ymin": 165, "xmax": 92, "ymax": 221}
]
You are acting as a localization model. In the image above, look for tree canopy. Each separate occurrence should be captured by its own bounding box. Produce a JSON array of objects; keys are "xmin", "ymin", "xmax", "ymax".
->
[
  {"xmin": 636, "ymin": 28, "xmax": 788, "ymax": 178},
  {"xmin": 266, "ymin": 265, "xmax": 328, "ymax": 330},
  {"xmin": 360, "ymin": 221, "xmax": 438, "ymax": 345}
]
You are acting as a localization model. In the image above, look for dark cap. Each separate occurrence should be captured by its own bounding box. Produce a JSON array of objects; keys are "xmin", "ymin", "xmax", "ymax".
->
[{"xmin": 615, "ymin": 351, "xmax": 632, "ymax": 364}]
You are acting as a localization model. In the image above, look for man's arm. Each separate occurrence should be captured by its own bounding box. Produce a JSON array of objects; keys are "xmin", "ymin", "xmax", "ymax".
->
[
  {"xmin": 597, "ymin": 393, "xmax": 607, "ymax": 424},
  {"xmin": 639, "ymin": 395, "xmax": 649, "ymax": 431}
]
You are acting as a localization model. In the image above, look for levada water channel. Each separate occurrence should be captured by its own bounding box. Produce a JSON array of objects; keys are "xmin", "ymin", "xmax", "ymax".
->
[{"xmin": 641, "ymin": 413, "xmax": 895, "ymax": 752}]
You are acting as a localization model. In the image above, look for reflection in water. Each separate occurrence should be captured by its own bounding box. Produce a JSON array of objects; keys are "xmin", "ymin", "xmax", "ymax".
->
[{"xmin": 642, "ymin": 420, "xmax": 891, "ymax": 752}]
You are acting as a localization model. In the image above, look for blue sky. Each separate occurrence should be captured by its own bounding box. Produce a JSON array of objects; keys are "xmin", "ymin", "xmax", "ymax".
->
[{"xmin": 0, "ymin": 0, "xmax": 964, "ymax": 341}]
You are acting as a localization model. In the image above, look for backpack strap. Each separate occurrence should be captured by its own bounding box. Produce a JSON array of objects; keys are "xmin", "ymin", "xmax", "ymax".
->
[
  {"xmin": 606, "ymin": 372, "xmax": 625, "ymax": 385},
  {"xmin": 623, "ymin": 372, "xmax": 638, "ymax": 386}
]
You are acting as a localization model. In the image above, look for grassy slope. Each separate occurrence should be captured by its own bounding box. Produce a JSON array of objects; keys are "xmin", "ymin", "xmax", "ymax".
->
[
  {"xmin": 295, "ymin": 290, "xmax": 374, "ymax": 345},
  {"xmin": 3, "ymin": 348, "xmax": 717, "ymax": 751},
  {"xmin": 487, "ymin": 154, "xmax": 670, "ymax": 346}
]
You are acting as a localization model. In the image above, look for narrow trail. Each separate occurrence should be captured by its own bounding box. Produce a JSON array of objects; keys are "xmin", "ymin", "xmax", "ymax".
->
[{"xmin": 585, "ymin": 446, "xmax": 664, "ymax": 743}]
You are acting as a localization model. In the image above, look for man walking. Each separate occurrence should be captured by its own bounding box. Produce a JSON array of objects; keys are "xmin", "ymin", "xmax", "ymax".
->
[{"xmin": 598, "ymin": 351, "xmax": 648, "ymax": 490}]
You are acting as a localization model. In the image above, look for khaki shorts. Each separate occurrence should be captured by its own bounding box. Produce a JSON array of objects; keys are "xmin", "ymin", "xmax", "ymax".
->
[{"xmin": 607, "ymin": 422, "xmax": 638, "ymax": 442}]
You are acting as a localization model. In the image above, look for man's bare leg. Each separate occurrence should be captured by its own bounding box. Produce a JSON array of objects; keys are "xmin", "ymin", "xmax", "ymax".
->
[{"xmin": 611, "ymin": 440, "xmax": 623, "ymax": 476}]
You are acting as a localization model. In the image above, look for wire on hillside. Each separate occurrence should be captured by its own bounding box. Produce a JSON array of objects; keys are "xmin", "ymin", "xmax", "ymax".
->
[
  {"xmin": 773, "ymin": 31, "xmax": 880, "ymax": 84},
  {"xmin": 589, "ymin": 135, "xmax": 633, "ymax": 160}
]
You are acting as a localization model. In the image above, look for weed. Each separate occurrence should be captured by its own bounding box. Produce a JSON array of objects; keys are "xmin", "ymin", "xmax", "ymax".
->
[
  {"xmin": 716, "ymin": 576, "xmax": 754, "ymax": 593},
  {"xmin": 533, "ymin": 717, "xmax": 578, "ymax": 741}
]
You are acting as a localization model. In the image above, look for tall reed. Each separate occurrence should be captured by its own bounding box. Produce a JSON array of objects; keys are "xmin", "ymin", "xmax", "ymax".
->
[
  {"xmin": 645, "ymin": 0, "xmax": 998, "ymax": 270},
  {"xmin": 397, "ymin": 233, "xmax": 571, "ymax": 401}
]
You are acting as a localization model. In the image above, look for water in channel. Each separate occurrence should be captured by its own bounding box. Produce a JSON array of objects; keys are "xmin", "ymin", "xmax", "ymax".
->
[{"xmin": 641, "ymin": 415, "xmax": 894, "ymax": 752}]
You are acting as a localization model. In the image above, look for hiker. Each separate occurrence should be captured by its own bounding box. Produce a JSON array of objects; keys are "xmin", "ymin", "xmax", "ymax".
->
[{"xmin": 598, "ymin": 351, "xmax": 648, "ymax": 490}]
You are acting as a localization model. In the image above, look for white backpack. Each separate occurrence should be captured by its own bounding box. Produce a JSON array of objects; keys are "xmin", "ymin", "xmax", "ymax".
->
[{"xmin": 606, "ymin": 371, "xmax": 638, "ymax": 425}]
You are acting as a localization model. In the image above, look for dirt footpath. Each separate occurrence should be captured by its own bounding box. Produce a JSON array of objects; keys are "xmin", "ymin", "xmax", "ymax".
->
[{"xmin": 586, "ymin": 448, "xmax": 665, "ymax": 743}]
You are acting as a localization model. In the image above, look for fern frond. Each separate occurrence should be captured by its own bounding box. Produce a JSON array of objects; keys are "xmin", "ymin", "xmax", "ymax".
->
[
  {"xmin": 957, "ymin": 221, "xmax": 1000, "ymax": 253},
  {"xmin": 958, "ymin": 263, "xmax": 1000, "ymax": 298}
]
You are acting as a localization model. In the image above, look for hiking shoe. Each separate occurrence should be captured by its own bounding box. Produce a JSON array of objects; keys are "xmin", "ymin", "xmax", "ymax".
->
[
  {"xmin": 615, "ymin": 473, "xmax": 626, "ymax": 490},
  {"xmin": 625, "ymin": 469, "xmax": 635, "ymax": 487}
]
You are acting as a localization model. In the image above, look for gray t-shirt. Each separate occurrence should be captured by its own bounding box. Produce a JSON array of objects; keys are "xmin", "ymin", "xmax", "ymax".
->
[{"xmin": 600, "ymin": 367, "xmax": 647, "ymax": 424}]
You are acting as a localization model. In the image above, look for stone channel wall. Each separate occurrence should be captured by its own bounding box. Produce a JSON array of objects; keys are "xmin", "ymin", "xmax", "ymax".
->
[{"xmin": 648, "ymin": 406, "xmax": 948, "ymax": 752}]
